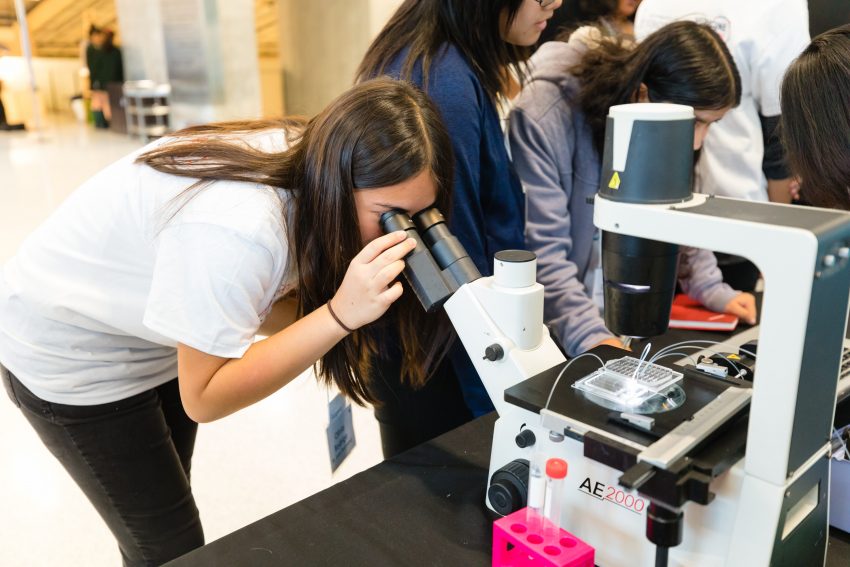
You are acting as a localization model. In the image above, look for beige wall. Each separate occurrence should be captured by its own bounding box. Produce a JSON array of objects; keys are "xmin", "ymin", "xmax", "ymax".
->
[
  {"xmin": 277, "ymin": 0, "xmax": 402, "ymax": 116},
  {"xmin": 259, "ymin": 56, "xmax": 284, "ymax": 117}
]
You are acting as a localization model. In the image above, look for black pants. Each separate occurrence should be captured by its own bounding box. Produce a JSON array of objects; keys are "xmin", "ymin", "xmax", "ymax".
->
[
  {"xmin": 2, "ymin": 369, "xmax": 204, "ymax": 566},
  {"xmin": 370, "ymin": 344, "xmax": 473, "ymax": 459}
]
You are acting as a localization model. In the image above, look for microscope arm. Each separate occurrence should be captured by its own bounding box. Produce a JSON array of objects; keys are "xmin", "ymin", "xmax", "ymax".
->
[
  {"xmin": 595, "ymin": 192, "xmax": 849, "ymax": 487},
  {"xmin": 442, "ymin": 268, "xmax": 566, "ymax": 417}
]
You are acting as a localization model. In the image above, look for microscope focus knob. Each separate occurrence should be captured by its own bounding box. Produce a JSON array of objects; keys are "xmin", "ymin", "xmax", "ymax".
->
[
  {"xmin": 483, "ymin": 344, "xmax": 505, "ymax": 362},
  {"xmin": 515, "ymin": 429, "xmax": 536, "ymax": 448},
  {"xmin": 488, "ymin": 459, "xmax": 529, "ymax": 516}
]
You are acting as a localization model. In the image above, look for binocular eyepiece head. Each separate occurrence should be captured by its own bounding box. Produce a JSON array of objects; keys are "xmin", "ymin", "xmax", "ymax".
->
[
  {"xmin": 379, "ymin": 207, "xmax": 448, "ymax": 242},
  {"xmin": 379, "ymin": 207, "xmax": 480, "ymax": 312}
]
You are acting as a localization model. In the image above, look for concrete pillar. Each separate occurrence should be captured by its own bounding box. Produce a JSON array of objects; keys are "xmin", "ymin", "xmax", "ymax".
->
[
  {"xmin": 114, "ymin": 0, "xmax": 262, "ymax": 129},
  {"xmin": 113, "ymin": 0, "xmax": 168, "ymax": 84}
]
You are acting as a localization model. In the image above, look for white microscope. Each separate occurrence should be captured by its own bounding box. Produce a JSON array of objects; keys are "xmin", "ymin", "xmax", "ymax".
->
[{"xmin": 381, "ymin": 103, "xmax": 850, "ymax": 566}]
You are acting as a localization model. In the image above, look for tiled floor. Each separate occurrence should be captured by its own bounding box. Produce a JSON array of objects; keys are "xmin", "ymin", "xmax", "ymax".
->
[{"xmin": 0, "ymin": 117, "xmax": 383, "ymax": 566}]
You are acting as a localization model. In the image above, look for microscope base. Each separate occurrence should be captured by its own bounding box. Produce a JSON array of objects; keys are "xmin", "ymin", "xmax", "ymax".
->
[{"xmin": 485, "ymin": 346, "xmax": 831, "ymax": 566}]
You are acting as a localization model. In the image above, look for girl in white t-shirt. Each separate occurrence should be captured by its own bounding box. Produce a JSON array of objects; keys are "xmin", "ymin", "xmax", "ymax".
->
[
  {"xmin": 0, "ymin": 78, "xmax": 454, "ymax": 564},
  {"xmin": 781, "ymin": 25, "xmax": 850, "ymax": 210}
]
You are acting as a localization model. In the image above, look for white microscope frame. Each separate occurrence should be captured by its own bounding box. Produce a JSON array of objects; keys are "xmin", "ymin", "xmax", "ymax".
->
[{"xmin": 443, "ymin": 191, "xmax": 845, "ymax": 566}]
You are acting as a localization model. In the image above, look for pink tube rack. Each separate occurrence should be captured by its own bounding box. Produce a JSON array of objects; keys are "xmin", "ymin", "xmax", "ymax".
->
[{"xmin": 492, "ymin": 507, "xmax": 594, "ymax": 567}]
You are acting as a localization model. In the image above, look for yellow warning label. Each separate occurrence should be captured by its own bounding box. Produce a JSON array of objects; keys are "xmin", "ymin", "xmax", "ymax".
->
[{"xmin": 608, "ymin": 171, "xmax": 621, "ymax": 190}]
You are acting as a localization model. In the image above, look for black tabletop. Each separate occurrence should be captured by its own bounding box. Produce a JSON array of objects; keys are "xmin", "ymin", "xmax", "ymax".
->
[
  {"xmin": 167, "ymin": 413, "xmax": 498, "ymax": 567},
  {"xmin": 167, "ymin": 409, "xmax": 850, "ymax": 567}
]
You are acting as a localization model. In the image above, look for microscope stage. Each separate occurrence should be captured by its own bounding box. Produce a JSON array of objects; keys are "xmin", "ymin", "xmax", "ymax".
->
[{"xmin": 505, "ymin": 345, "xmax": 750, "ymax": 478}]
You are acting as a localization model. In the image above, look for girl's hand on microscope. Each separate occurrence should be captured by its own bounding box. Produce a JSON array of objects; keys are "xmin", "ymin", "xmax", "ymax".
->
[
  {"xmin": 724, "ymin": 292, "xmax": 757, "ymax": 325},
  {"xmin": 330, "ymin": 231, "xmax": 417, "ymax": 330}
]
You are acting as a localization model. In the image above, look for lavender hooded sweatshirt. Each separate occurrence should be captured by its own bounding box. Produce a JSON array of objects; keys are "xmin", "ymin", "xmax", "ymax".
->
[{"xmin": 509, "ymin": 34, "xmax": 738, "ymax": 357}]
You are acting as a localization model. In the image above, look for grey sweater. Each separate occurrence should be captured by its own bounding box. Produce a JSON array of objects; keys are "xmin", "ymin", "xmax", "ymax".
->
[{"xmin": 509, "ymin": 36, "xmax": 738, "ymax": 357}]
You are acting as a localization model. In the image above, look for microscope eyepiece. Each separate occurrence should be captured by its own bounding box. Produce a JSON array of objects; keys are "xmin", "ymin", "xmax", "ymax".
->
[
  {"xmin": 379, "ymin": 209, "xmax": 416, "ymax": 234},
  {"xmin": 378, "ymin": 207, "xmax": 450, "ymax": 312},
  {"xmin": 410, "ymin": 207, "xmax": 481, "ymax": 287},
  {"xmin": 412, "ymin": 207, "xmax": 446, "ymax": 236}
]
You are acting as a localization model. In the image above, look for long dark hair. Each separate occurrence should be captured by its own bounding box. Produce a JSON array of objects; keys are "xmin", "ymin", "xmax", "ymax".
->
[
  {"xmin": 356, "ymin": 0, "xmax": 529, "ymax": 100},
  {"xmin": 781, "ymin": 25, "xmax": 850, "ymax": 209},
  {"xmin": 137, "ymin": 78, "xmax": 455, "ymax": 404},
  {"xmin": 571, "ymin": 21, "xmax": 741, "ymax": 154}
]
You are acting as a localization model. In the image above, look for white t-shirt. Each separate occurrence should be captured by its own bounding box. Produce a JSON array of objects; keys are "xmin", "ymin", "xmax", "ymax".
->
[
  {"xmin": 635, "ymin": 0, "xmax": 810, "ymax": 201},
  {"xmin": 0, "ymin": 129, "xmax": 294, "ymax": 405}
]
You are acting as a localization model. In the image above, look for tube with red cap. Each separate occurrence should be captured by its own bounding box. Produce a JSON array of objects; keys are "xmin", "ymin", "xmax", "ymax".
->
[{"xmin": 543, "ymin": 458, "xmax": 568, "ymax": 533}]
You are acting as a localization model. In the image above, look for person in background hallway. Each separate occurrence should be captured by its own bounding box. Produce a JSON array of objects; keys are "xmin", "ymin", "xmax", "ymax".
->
[
  {"xmin": 635, "ymin": 0, "xmax": 810, "ymax": 291},
  {"xmin": 781, "ymin": 25, "xmax": 850, "ymax": 210},
  {"xmin": 356, "ymin": 0, "xmax": 563, "ymax": 457},
  {"xmin": 510, "ymin": 22, "xmax": 757, "ymax": 357},
  {"xmin": 87, "ymin": 28, "xmax": 124, "ymax": 129},
  {"xmin": 0, "ymin": 78, "xmax": 454, "ymax": 565},
  {"xmin": 0, "ymin": 80, "xmax": 26, "ymax": 131}
]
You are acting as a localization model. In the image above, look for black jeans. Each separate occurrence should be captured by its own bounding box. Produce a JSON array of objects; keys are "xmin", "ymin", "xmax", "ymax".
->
[
  {"xmin": 1, "ymin": 368, "xmax": 204, "ymax": 566},
  {"xmin": 369, "ymin": 340, "xmax": 473, "ymax": 458}
]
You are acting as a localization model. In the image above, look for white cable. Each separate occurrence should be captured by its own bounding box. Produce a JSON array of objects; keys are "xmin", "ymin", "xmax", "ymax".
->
[
  {"xmin": 649, "ymin": 339, "xmax": 723, "ymax": 360},
  {"xmin": 648, "ymin": 345, "xmax": 742, "ymax": 374},
  {"xmin": 647, "ymin": 340, "xmax": 748, "ymax": 372},
  {"xmin": 738, "ymin": 347, "xmax": 758, "ymax": 359},
  {"xmin": 652, "ymin": 339, "xmax": 757, "ymax": 362},
  {"xmin": 648, "ymin": 352, "xmax": 698, "ymax": 367},
  {"xmin": 544, "ymin": 352, "xmax": 606, "ymax": 412},
  {"xmin": 632, "ymin": 342, "xmax": 653, "ymax": 380}
]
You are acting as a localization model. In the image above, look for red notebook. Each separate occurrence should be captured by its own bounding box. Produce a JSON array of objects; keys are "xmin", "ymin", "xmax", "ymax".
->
[{"xmin": 668, "ymin": 294, "xmax": 739, "ymax": 331}]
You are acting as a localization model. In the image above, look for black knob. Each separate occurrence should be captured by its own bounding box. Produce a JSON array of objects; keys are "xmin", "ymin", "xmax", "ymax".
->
[
  {"xmin": 515, "ymin": 429, "xmax": 536, "ymax": 449},
  {"xmin": 483, "ymin": 344, "xmax": 504, "ymax": 362},
  {"xmin": 487, "ymin": 459, "xmax": 529, "ymax": 516},
  {"xmin": 646, "ymin": 502, "xmax": 683, "ymax": 548}
]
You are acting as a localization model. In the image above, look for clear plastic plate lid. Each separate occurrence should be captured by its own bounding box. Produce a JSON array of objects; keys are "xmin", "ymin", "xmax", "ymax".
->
[{"xmin": 572, "ymin": 356, "xmax": 683, "ymax": 408}]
